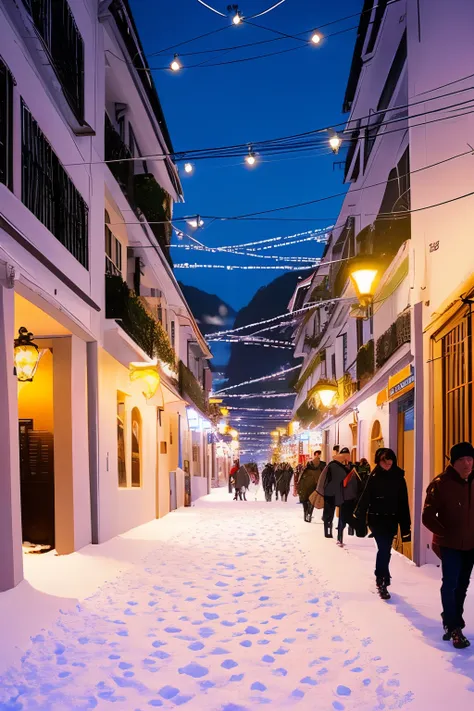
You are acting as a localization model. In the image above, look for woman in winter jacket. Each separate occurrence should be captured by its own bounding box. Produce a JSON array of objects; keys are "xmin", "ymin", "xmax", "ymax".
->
[
  {"xmin": 316, "ymin": 448, "xmax": 352, "ymax": 538},
  {"xmin": 354, "ymin": 448, "xmax": 411, "ymax": 599}
]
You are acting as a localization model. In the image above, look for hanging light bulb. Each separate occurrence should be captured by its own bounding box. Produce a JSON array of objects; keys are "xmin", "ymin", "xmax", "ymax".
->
[
  {"xmin": 245, "ymin": 147, "xmax": 257, "ymax": 167},
  {"xmin": 311, "ymin": 31, "xmax": 322, "ymax": 44},
  {"xmin": 232, "ymin": 10, "xmax": 243, "ymax": 24},
  {"xmin": 328, "ymin": 130, "xmax": 342, "ymax": 154},
  {"xmin": 170, "ymin": 54, "xmax": 182, "ymax": 72},
  {"xmin": 187, "ymin": 215, "xmax": 204, "ymax": 228},
  {"xmin": 184, "ymin": 162, "xmax": 194, "ymax": 174}
]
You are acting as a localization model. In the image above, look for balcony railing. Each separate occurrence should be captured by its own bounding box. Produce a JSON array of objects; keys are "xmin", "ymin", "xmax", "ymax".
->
[
  {"xmin": 105, "ymin": 273, "xmax": 176, "ymax": 368},
  {"xmin": 104, "ymin": 114, "xmax": 135, "ymax": 199},
  {"xmin": 0, "ymin": 59, "xmax": 14, "ymax": 191},
  {"xmin": 21, "ymin": 102, "xmax": 88, "ymax": 267},
  {"xmin": 179, "ymin": 360, "xmax": 208, "ymax": 415},
  {"xmin": 356, "ymin": 339, "xmax": 375, "ymax": 385},
  {"xmin": 22, "ymin": 0, "xmax": 84, "ymax": 123},
  {"xmin": 376, "ymin": 310, "xmax": 411, "ymax": 370}
]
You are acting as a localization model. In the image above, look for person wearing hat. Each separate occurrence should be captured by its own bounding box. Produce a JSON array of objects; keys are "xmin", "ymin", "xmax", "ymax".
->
[{"xmin": 422, "ymin": 441, "xmax": 474, "ymax": 649}]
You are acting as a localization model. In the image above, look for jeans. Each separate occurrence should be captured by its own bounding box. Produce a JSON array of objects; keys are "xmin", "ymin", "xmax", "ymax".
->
[
  {"xmin": 373, "ymin": 533, "xmax": 393, "ymax": 580},
  {"xmin": 440, "ymin": 547, "xmax": 474, "ymax": 633},
  {"xmin": 302, "ymin": 500, "xmax": 314, "ymax": 521},
  {"xmin": 323, "ymin": 496, "xmax": 336, "ymax": 524}
]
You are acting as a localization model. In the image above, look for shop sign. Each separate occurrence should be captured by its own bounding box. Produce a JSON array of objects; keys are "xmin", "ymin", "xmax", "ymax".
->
[{"xmin": 388, "ymin": 365, "xmax": 415, "ymax": 402}]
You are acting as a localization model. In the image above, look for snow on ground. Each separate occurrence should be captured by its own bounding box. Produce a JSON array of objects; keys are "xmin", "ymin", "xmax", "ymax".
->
[{"xmin": 1, "ymin": 489, "xmax": 474, "ymax": 710}]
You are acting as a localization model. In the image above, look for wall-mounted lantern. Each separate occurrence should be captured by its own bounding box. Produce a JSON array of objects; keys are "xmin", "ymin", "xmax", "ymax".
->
[
  {"xmin": 14, "ymin": 327, "xmax": 40, "ymax": 382},
  {"xmin": 309, "ymin": 379, "xmax": 338, "ymax": 409},
  {"xmin": 349, "ymin": 258, "xmax": 380, "ymax": 312},
  {"xmin": 129, "ymin": 363, "xmax": 160, "ymax": 400}
]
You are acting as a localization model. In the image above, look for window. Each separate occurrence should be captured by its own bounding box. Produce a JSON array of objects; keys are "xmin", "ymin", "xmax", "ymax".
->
[
  {"xmin": 370, "ymin": 420, "xmax": 384, "ymax": 464},
  {"xmin": 22, "ymin": 0, "xmax": 85, "ymax": 122},
  {"xmin": 364, "ymin": 31, "xmax": 407, "ymax": 165},
  {"xmin": 0, "ymin": 58, "xmax": 14, "ymax": 191},
  {"xmin": 105, "ymin": 210, "xmax": 122, "ymax": 276},
  {"xmin": 442, "ymin": 317, "xmax": 473, "ymax": 459},
  {"xmin": 117, "ymin": 396, "xmax": 127, "ymax": 488},
  {"xmin": 331, "ymin": 353, "xmax": 336, "ymax": 380},
  {"xmin": 356, "ymin": 318, "xmax": 364, "ymax": 351},
  {"xmin": 342, "ymin": 333, "xmax": 348, "ymax": 373},
  {"xmin": 21, "ymin": 102, "xmax": 89, "ymax": 267},
  {"xmin": 365, "ymin": 0, "xmax": 389, "ymax": 55},
  {"xmin": 131, "ymin": 408, "xmax": 142, "ymax": 487}
]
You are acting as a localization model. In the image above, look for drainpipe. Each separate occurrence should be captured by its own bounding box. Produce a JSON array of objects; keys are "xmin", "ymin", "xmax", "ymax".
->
[
  {"xmin": 87, "ymin": 341, "xmax": 100, "ymax": 544},
  {"xmin": 413, "ymin": 302, "xmax": 424, "ymax": 566}
]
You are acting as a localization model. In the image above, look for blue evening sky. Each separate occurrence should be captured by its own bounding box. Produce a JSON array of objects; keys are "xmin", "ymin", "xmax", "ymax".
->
[{"xmin": 130, "ymin": 0, "xmax": 361, "ymax": 310}]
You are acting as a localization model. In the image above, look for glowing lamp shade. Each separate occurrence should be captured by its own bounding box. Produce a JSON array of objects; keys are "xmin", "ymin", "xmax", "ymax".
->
[
  {"xmin": 187, "ymin": 217, "xmax": 204, "ymax": 228},
  {"xmin": 329, "ymin": 134, "xmax": 342, "ymax": 154},
  {"xmin": 311, "ymin": 32, "xmax": 321, "ymax": 44},
  {"xmin": 245, "ymin": 148, "xmax": 257, "ymax": 167},
  {"xmin": 318, "ymin": 387, "xmax": 338, "ymax": 408},
  {"xmin": 170, "ymin": 54, "xmax": 181, "ymax": 72},
  {"xmin": 350, "ymin": 268, "xmax": 378, "ymax": 300},
  {"xmin": 129, "ymin": 364, "xmax": 160, "ymax": 400},
  {"xmin": 14, "ymin": 327, "xmax": 40, "ymax": 382},
  {"xmin": 184, "ymin": 162, "xmax": 193, "ymax": 174},
  {"xmin": 232, "ymin": 12, "xmax": 242, "ymax": 24}
]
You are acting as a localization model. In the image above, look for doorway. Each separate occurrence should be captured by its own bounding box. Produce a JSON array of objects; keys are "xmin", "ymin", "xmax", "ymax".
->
[
  {"xmin": 394, "ymin": 392, "xmax": 415, "ymax": 559},
  {"xmin": 17, "ymin": 348, "xmax": 55, "ymax": 552}
]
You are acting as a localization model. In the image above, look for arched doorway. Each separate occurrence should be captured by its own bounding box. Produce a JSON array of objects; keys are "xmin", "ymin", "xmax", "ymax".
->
[
  {"xmin": 370, "ymin": 419, "xmax": 384, "ymax": 465},
  {"xmin": 131, "ymin": 407, "xmax": 142, "ymax": 487}
]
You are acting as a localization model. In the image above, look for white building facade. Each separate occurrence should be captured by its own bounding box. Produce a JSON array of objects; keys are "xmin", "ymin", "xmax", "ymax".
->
[{"xmin": 0, "ymin": 0, "xmax": 219, "ymax": 592}]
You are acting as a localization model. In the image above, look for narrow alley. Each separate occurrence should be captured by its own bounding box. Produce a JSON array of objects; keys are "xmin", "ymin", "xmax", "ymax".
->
[{"xmin": 1, "ymin": 491, "xmax": 474, "ymax": 711}]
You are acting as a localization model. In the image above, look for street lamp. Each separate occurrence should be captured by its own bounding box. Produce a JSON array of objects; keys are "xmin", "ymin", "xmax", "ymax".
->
[
  {"xmin": 170, "ymin": 54, "xmax": 182, "ymax": 72},
  {"xmin": 309, "ymin": 379, "xmax": 338, "ymax": 409},
  {"xmin": 328, "ymin": 130, "xmax": 342, "ymax": 154},
  {"xmin": 14, "ymin": 327, "xmax": 40, "ymax": 382},
  {"xmin": 349, "ymin": 259, "xmax": 380, "ymax": 312},
  {"xmin": 129, "ymin": 363, "xmax": 161, "ymax": 400}
]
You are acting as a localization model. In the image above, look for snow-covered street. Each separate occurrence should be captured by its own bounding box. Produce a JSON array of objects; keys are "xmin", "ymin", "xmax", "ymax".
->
[{"xmin": 1, "ymin": 489, "xmax": 474, "ymax": 710}]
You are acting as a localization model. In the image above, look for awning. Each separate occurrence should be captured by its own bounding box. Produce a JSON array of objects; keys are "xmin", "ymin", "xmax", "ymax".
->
[
  {"xmin": 376, "ymin": 387, "xmax": 388, "ymax": 407},
  {"xmin": 388, "ymin": 365, "xmax": 414, "ymax": 402}
]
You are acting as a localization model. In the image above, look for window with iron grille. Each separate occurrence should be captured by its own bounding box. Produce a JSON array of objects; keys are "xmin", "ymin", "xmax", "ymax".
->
[
  {"xmin": 364, "ymin": 31, "xmax": 407, "ymax": 165},
  {"xmin": 21, "ymin": 102, "xmax": 88, "ymax": 267},
  {"xmin": 365, "ymin": 0, "xmax": 388, "ymax": 55},
  {"xmin": 441, "ymin": 316, "xmax": 473, "ymax": 459},
  {"xmin": 22, "ymin": 0, "xmax": 84, "ymax": 123},
  {"xmin": 0, "ymin": 58, "xmax": 14, "ymax": 191},
  {"xmin": 342, "ymin": 333, "xmax": 348, "ymax": 373},
  {"xmin": 171, "ymin": 320, "xmax": 176, "ymax": 350},
  {"xmin": 105, "ymin": 210, "xmax": 122, "ymax": 276}
]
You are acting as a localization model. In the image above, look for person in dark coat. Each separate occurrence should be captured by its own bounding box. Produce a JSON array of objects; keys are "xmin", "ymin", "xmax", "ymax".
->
[
  {"xmin": 316, "ymin": 448, "xmax": 351, "ymax": 538},
  {"xmin": 262, "ymin": 463, "xmax": 276, "ymax": 502},
  {"xmin": 336, "ymin": 451, "xmax": 360, "ymax": 547},
  {"xmin": 234, "ymin": 465, "xmax": 250, "ymax": 501},
  {"xmin": 298, "ymin": 450, "xmax": 326, "ymax": 523},
  {"xmin": 276, "ymin": 464, "xmax": 293, "ymax": 502},
  {"xmin": 422, "ymin": 442, "xmax": 474, "ymax": 649},
  {"xmin": 354, "ymin": 448, "xmax": 411, "ymax": 600}
]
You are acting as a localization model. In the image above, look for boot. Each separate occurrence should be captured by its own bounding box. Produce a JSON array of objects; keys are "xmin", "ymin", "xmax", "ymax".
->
[
  {"xmin": 324, "ymin": 522, "xmax": 333, "ymax": 538},
  {"xmin": 337, "ymin": 528, "xmax": 344, "ymax": 547},
  {"xmin": 451, "ymin": 628, "xmax": 470, "ymax": 649},
  {"xmin": 376, "ymin": 576, "xmax": 391, "ymax": 600}
]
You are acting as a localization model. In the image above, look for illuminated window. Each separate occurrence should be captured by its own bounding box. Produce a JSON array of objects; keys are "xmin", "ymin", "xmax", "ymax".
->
[
  {"xmin": 131, "ymin": 407, "xmax": 142, "ymax": 487},
  {"xmin": 117, "ymin": 394, "xmax": 126, "ymax": 487}
]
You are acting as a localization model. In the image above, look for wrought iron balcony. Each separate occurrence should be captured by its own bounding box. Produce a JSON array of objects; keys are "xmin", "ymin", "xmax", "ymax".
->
[
  {"xmin": 22, "ymin": 0, "xmax": 84, "ymax": 123},
  {"xmin": 105, "ymin": 273, "xmax": 176, "ymax": 368},
  {"xmin": 376, "ymin": 310, "xmax": 411, "ymax": 370},
  {"xmin": 104, "ymin": 114, "xmax": 135, "ymax": 200},
  {"xmin": 179, "ymin": 360, "xmax": 209, "ymax": 415},
  {"xmin": 21, "ymin": 102, "xmax": 88, "ymax": 267},
  {"xmin": 356, "ymin": 339, "xmax": 375, "ymax": 384}
]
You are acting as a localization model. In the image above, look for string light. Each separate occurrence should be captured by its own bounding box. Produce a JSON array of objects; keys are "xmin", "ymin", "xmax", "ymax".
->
[
  {"xmin": 174, "ymin": 263, "xmax": 317, "ymax": 271},
  {"xmin": 184, "ymin": 162, "xmax": 194, "ymax": 174},
  {"xmin": 214, "ymin": 364, "xmax": 300, "ymax": 395},
  {"xmin": 221, "ymin": 393, "xmax": 294, "ymax": 399},
  {"xmin": 245, "ymin": 147, "xmax": 257, "ymax": 166},
  {"xmin": 311, "ymin": 32, "xmax": 322, "ymax": 44},
  {"xmin": 170, "ymin": 54, "xmax": 182, "ymax": 71},
  {"xmin": 232, "ymin": 10, "xmax": 243, "ymax": 25},
  {"xmin": 186, "ymin": 216, "xmax": 204, "ymax": 228},
  {"xmin": 328, "ymin": 130, "xmax": 341, "ymax": 154}
]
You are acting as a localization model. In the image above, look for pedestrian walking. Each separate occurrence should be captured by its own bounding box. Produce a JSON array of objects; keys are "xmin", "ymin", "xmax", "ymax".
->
[
  {"xmin": 337, "ymin": 453, "xmax": 360, "ymax": 547},
  {"xmin": 233, "ymin": 464, "xmax": 250, "ymax": 501},
  {"xmin": 298, "ymin": 450, "xmax": 326, "ymax": 522},
  {"xmin": 354, "ymin": 448, "xmax": 411, "ymax": 601},
  {"xmin": 316, "ymin": 447, "xmax": 351, "ymax": 539},
  {"xmin": 262, "ymin": 463, "xmax": 276, "ymax": 502},
  {"xmin": 276, "ymin": 463, "xmax": 293, "ymax": 502},
  {"xmin": 422, "ymin": 441, "xmax": 474, "ymax": 649},
  {"xmin": 229, "ymin": 459, "xmax": 239, "ymax": 495}
]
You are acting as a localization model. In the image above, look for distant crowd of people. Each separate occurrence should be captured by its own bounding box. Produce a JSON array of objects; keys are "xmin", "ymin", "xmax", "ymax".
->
[{"xmin": 228, "ymin": 439, "xmax": 474, "ymax": 650}]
